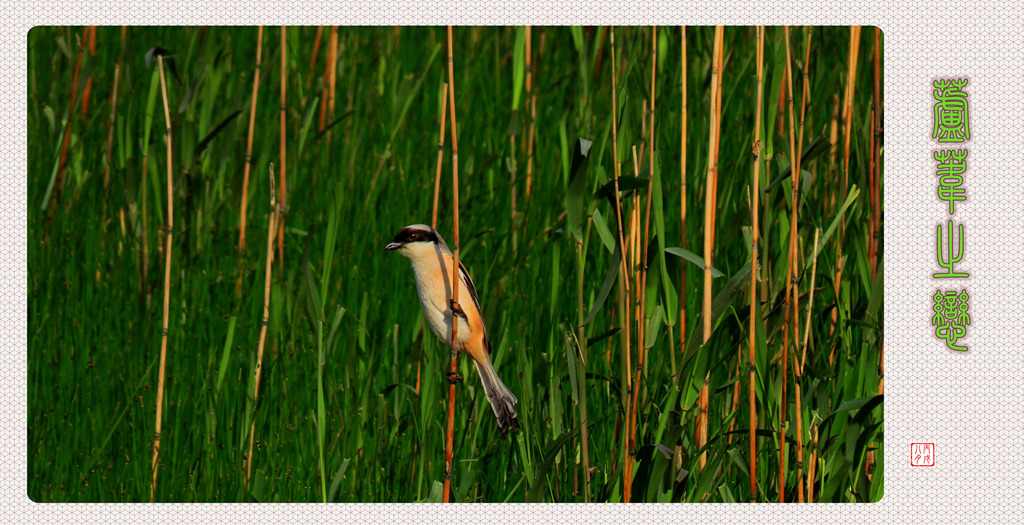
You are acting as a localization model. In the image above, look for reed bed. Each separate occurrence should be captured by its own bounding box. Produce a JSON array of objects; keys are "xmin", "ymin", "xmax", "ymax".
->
[{"xmin": 28, "ymin": 26, "xmax": 882, "ymax": 503}]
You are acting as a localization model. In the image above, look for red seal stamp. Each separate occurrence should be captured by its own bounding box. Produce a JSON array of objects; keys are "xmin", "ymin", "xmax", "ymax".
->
[{"xmin": 911, "ymin": 443, "xmax": 935, "ymax": 466}]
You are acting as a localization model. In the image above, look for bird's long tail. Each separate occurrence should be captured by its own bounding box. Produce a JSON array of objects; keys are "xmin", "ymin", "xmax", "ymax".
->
[{"xmin": 474, "ymin": 359, "xmax": 520, "ymax": 438}]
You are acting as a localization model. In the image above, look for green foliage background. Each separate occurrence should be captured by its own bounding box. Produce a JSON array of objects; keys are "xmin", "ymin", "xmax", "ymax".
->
[{"xmin": 28, "ymin": 26, "xmax": 883, "ymax": 503}]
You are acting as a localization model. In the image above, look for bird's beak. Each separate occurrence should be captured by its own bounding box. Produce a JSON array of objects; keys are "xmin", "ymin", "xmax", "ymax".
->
[{"xmin": 385, "ymin": 242, "xmax": 402, "ymax": 251}]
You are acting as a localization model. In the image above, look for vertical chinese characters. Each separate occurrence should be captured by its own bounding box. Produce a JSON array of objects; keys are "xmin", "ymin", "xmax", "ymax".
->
[
  {"xmin": 935, "ymin": 149, "xmax": 967, "ymax": 214},
  {"xmin": 933, "ymin": 79, "xmax": 970, "ymax": 142},
  {"xmin": 931, "ymin": 78, "xmax": 970, "ymax": 351},
  {"xmin": 932, "ymin": 290, "xmax": 970, "ymax": 351}
]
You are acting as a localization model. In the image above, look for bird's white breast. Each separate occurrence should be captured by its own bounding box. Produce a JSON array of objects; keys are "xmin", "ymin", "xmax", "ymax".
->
[{"xmin": 408, "ymin": 247, "xmax": 472, "ymax": 348}]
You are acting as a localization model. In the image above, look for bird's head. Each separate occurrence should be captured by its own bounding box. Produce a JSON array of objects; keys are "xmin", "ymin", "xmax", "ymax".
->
[{"xmin": 385, "ymin": 224, "xmax": 448, "ymax": 259}]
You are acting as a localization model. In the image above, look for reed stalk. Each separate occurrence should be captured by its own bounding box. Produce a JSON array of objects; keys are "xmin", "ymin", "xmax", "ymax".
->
[
  {"xmin": 793, "ymin": 229, "xmax": 819, "ymax": 503},
  {"xmin": 790, "ymin": 29, "xmax": 808, "ymax": 367},
  {"xmin": 798, "ymin": 28, "xmax": 812, "ymax": 169},
  {"xmin": 510, "ymin": 133, "xmax": 517, "ymax": 251},
  {"xmin": 808, "ymin": 422, "xmax": 819, "ymax": 502},
  {"xmin": 700, "ymin": 26, "xmax": 724, "ymax": 472},
  {"xmin": 99, "ymin": 56, "xmax": 120, "ymax": 254},
  {"xmin": 776, "ymin": 67, "xmax": 786, "ymax": 136},
  {"xmin": 831, "ymin": 26, "xmax": 862, "ymax": 367},
  {"xmin": 728, "ymin": 363, "xmax": 740, "ymax": 443},
  {"xmin": 870, "ymin": 27, "xmax": 881, "ymax": 279},
  {"xmin": 238, "ymin": 26, "xmax": 263, "ymax": 254},
  {"xmin": 277, "ymin": 27, "xmax": 288, "ymax": 268},
  {"xmin": 442, "ymin": 26, "xmax": 461, "ymax": 503},
  {"xmin": 710, "ymin": 28, "xmax": 724, "ymax": 231},
  {"xmin": 827, "ymin": 94, "xmax": 840, "ymax": 215},
  {"xmin": 760, "ymin": 160, "xmax": 771, "ymax": 306},
  {"xmin": 104, "ymin": 27, "xmax": 125, "ymax": 193},
  {"xmin": 102, "ymin": 61, "xmax": 120, "ymax": 203},
  {"xmin": 576, "ymin": 200, "xmax": 592, "ymax": 503},
  {"xmin": 525, "ymin": 26, "xmax": 536, "ymax": 202},
  {"xmin": 702, "ymin": 26, "xmax": 722, "ymax": 348},
  {"xmin": 307, "ymin": 27, "xmax": 323, "ymax": 89},
  {"xmin": 791, "ymin": 354, "xmax": 804, "ymax": 503},
  {"xmin": 609, "ymin": 27, "xmax": 636, "ymax": 504},
  {"xmin": 747, "ymin": 25, "xmax": 765, "ymax": 502},
  {"xmin": 627, "ymin": 144, "xmax": 642, "ymax": 490},
  {"xmin": 150, "ymin": 54, "xmax": 174, "ymax": 503},
  {"xmin": 140, "ymin": 140, "xmax": 149, "ymax": 306},
  {"xmin": 329, "ymin": 26, "xmax": 339, "ymax": 125},
  {"xmin": 629, "ymin": 27, "xmax": 658, "ymax": 491},
  {"xmin": 679, "ymin": 27, "xmax": 688, "ymax": 357},
  {"xmin": 53, "ymin": 27, "xmax": 86, "ymax": 207},
  {"xmin": 674, "ymin": 27, "xmax": 688, "ymax": 476},
  {"xmin": 637, "ymin": 101, "xmax": 646, "ymax": 168},
  {"xmin": 778, "ymin": 25, "xmax": 804, "ymax": 503},
  {"xmin": 802, "ymin": 229, "xmax": 821, "ymax": 366},
  {"xmin": 82, "ymin": 27, "xmax": 96, "ymax": 118},
  {"xmin": 879, "ymin": 348, "xmax": 885, "ymax": 397},
  {"xmin": 323, "ymin": 27, "xmax": 339, "ymax": 141},
  {"xmin": 247, "ymin": 163, "xmax": 277, "ymax": 483},
  {"xmin": 867, "ymin": 30, "xmax": 883, "ymax": 479}
]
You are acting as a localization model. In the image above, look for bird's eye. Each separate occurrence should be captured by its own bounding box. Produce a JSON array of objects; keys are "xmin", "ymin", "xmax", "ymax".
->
[{"xmin": 409, "ymin": 233, "xmax": 418, "ymax": 241}]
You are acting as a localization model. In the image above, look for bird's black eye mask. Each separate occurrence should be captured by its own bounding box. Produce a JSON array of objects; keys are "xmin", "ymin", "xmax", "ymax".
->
[{"xmin": 393, "ymin": 227, "xmax": 438, "ymax": 245}]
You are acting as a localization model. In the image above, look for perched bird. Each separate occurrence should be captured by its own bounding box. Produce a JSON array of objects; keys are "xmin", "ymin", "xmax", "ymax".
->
[{"xmin": 386, "ymin": 224, "xmax": 520, "ymax": 437}]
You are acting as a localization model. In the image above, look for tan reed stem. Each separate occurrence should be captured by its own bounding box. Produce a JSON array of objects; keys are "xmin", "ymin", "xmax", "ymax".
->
[
  {"xmin": 101, "ymin": 56, "xmax": 121, "ymax": 254},
  {"xmin": 276, "ymin": 27, "xmax": 288, "ymax": 270},
  {"xmin": 238, "ymin": 26, "xmax": 263, "ymax": 254},
  {"xmin": 53, "ymin": 27, "xmax": 86, "ymax": 206},
  {"xmin": 324, "ymin": 27, "xmax": 339, "ymax": 141},
  {"xmin": 307, "ymin": 26, "xmax": 323, "ymax": 89},
  {"xmin": 630, "ymin": 26, "xmax": 658, "ymax": 488},
  {"xmin": 442, "ymin": 26, "xmax": 461, "ymax": 504},
  {"xmin": 703, "ymin": 26, "xmax": 722, "ymax": 346},
  {"xmin": 802, "ymin": 229, "xmax": 821, "ymax": 368},
  {"xmin": 728, "ymin": 363, "xmax": 741, "ymax": 443},
  {"xmin": 808, "ymin": 423, "xmax": 819, "ymax": 502},
  {"xmin": 867, "ymin": 30, "xmax": 883, "ymax": 478},
  {"xmin": 628, "ymin": 144, "xmax": 643, "ymax": 484},
  {"xmin": 778, "ymin": 25, "xmax": 801, "ymax": 503},
  {"xmin": 700, "ymin": 26, "xmax": 724, "ymax": 474},
  {"xmin": 831, "ymin": 26, "xmax": 862, "ymax": 367},
  {"xmin": 150, "ymin": 55, "xmax": 174, "ymax": 503},
  {"xmin": 525, "ymin": 26, "xmax": 536, "ymax": 202},
  {"xmin": 793, "ymin": 228, "xmax": 820, "ymax": 503},
  {"xmin": 747, "ymin": 25, "xmax": 765, "ymax": 502},
  {"xmin": 798, "ymin": 28, "xmax": 812, "ymax": 169},
  {"xmin": 792, "ymin": 352, "xmax": 804, "ymax": 503},
  {"xmin": 610, "ymin": 27, "xmax": 636, "ymax": 504},
  {"xmin": 675, "ymin": 28, "xmax": 690, "ymax": 474},
  {"xmin": 710, "ymin": 28, "xmax": 724, "ymax": 234},
  {"xmin": 81, "ymin": 27, "xmax": 97, "ymax": 118},
  {"xmin": 870, "ymin": 28, "xmax": 881, "ymax": 279},
  {"xmin": 679, "ymin": 26, "xmax": 688, "ymax": 357},
  {"xmin": 103, "ymin": 62, "xmax": 120, "ymax": 192},
  {"xmin": 247, "ymin": 164, "xmax": 277, "ymax": 482},
  {"xmin": 827, "ymin": 93, "xmax": 840, "ymax": 215}
]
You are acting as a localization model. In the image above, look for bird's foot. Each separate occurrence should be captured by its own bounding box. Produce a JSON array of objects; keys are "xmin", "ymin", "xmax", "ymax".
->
[
  {"xmin": 449, "ymin": 299, "xmax": 467, "ymax": 319},
  {"xmin": 447, "ymin": 371, "xmax": 463, "ymax": 384}
]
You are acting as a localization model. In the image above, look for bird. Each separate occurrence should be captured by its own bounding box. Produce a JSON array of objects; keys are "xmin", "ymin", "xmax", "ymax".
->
[{"xmin": 386, "ymin": 224, "xmax": 520, "ymax": 438}]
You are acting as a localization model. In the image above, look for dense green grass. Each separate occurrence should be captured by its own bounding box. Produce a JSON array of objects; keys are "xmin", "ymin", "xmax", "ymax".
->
[{"xmin": 28, "ymin": 25, "xmax": 882, "ymax": 503}]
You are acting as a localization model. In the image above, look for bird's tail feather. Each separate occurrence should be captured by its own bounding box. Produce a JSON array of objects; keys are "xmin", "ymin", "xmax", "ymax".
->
[{"xmin": 475, "ymin": 359, "xmax": 520, "ymax": 438}]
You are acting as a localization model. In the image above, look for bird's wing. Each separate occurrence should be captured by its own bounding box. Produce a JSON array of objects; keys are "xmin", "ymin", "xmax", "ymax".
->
[{"xmin": 458, "ymin": 261, "xmax": 491, "ymax": 355}]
